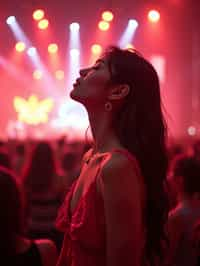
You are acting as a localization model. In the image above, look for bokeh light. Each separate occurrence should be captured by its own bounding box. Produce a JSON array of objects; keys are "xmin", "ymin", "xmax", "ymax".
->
[
  {"xmin": 102, "ymin": 11, "xmax": 114, "ymax": 22},
  {"xmin": 48, "ymin": 43, "xmax": 58, "ymax": 54},
  {"xmin": 38, "ymin": 19, "xmax": 49, "ymax": 30},
  {"xmin": 69, "ymin": 22, "xmax": 80, "ymax": 31},
  {"xmin": 15, "ymin": 41, "xmax": 26, "ymax": 52},
  {"xmin": 188, "ymin": 126, "xmax": 196, "ymax": 136},
  {"xmin": 55, "ymin": 70, "xmax": 64, "ymax": 80},
  {"xmin": 33, "ymin": 70, "xmax": 43, "ymax": 80},
  {"xmin": 33, "ymin": 9, "xmax": 45, "ymax": 21},
  {"xmin": 91, "ymin": 44, "xmax": 102, "ymax": 55},
  {"xmin": 98, "ymin": 21, "xmax": 110, "ymax": 31},
  {"xmin": 148, "ymin": 10, "xmax": 160, "ymax": 23},
  {"xmin": 125, "ymin": 43, "xmax": 135, "ymax": 50}
]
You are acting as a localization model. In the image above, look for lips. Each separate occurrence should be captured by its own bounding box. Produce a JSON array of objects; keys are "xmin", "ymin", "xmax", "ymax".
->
[{"xmin": 73, "ymin": 78, "xmax": 81, "ymax": 87}]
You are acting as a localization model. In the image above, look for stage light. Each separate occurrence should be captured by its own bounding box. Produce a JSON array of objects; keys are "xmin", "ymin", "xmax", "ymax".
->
[
  {"xmin": 70, "ymin": 22, "xmax": 80, "ymax": 31},
  {"xmin": 14, "ymin": 95, "xmax": 54, "ymax": 125},
  {"xmin": 27, "ymin": 47, "xmax": 37, "ymax": 57},
  {"xmin": 118, "ymin": 19, "xmax": 138, "ymax": 48},
  {"xmin": 148, "ymin": 10, "xmax": 160, "ymax": 23},
  {"xmin": 188, "ymin": 126, "xmax": 196, "ymax": 136},
  {"xmin": 15, "ymin": 41, "xmax": 26, "ymax": 52},
  {"xmin": 98, "ymin": 21, "xmax": 110, "ymax": 31},
  {"xmin": 55, "ymin": 70, "xmax": 64, "ymax": 80},
  {"xmin": 33, "ymin": 70, "xmax": 42, "ymax": 80},
  {"xmin": 91, "ymin": 44, "xmax": 102, "ymax": 55},
  {"xmin": 38, "ymin": 19, "xmax": 49, "ymax": 29},
  {"xmin": 48, "ymin": 43, "xmax": 58, "ymax": 54},
  {"xmin": 70, "ymin": 49, "xmax": 80, "ymax": 57},
  {"xmin": 102, "ymin": 11, "xmax": 114, "ymax": 22},
  {"xmin": 6, "ymin": 16, "xmax": 16, "ymax": 25},
  {"xmin": 128, "ymin": 19, "xmax": 138, "ymax": 28},
  {"xmin": 33, "ymin": 9, "xmax": 45, "ymax": 21}
]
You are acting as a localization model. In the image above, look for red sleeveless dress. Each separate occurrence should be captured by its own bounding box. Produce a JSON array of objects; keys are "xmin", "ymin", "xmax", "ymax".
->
[{"xmin": 56, "ymin": 149, "xmax": 141, "ymax": 266}]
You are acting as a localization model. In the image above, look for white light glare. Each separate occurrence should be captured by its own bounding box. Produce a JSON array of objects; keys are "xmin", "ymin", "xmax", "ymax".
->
[
  {"xmin": 27, "ymin": 47, "xmax": 37, "ymax": 57},
  {"xmin": 188, "ymin": 126, "xmax": 196, "ymax": 136},
  {"xmin": 128, "ymin": 19, "xmax": 138, "ymax": 28},
  {"xmin": 6, "ymin": 16, "xmax": 16, "ymax": 25},
  {"xmin": 70, "ymin": 49, "xmax": 80, "ymax": 57},
  {"xmin": 70, "ymin": 22, "xmax": 80, "ymax": 31}
]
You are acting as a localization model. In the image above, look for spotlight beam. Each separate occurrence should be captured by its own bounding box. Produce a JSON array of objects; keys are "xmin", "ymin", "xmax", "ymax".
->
[
  {"xmin": 67, "ymin": 23, "xmax": 81, "ymax": 95},
  {"xmin": 118, "ymin": 19, "xmax": 138, "ymax": 48},
  {"xmin": 27, "ymin": 48, "xmax": 58, "ymax": 97},
  {"xmin": 0, "ymin": 56, "xmax": 32, "ymax": 86},
  {"xmin": 6, "ymin": 17, "xmax": 32, "ymax": 47}
]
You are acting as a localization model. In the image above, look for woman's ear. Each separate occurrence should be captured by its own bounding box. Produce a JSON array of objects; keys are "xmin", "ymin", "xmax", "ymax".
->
[{"xmin": 108, "ymin": 84, "xmax": 130, "ymax": 100}]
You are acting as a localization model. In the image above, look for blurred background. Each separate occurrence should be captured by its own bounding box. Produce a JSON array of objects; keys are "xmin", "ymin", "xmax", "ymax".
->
[{"xmin": 0, "ymin": 0, "xmax": 200, "ymax": 142}]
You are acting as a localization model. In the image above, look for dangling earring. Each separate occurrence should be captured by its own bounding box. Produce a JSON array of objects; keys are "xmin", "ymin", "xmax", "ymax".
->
[{"xmin": 105, "ymin": 101, "xmax": 112, "ymax": 112}]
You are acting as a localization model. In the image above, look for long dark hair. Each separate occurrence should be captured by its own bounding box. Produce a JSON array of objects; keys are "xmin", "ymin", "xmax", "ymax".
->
[
  {"xmin": 23, "ymin": 141, "xmax": 57, "ymax": 193},
  {"xmin": 0, "ymin": 167, "xmax": 25, "ymax": 256},
  {"xmin": 105, "ymin": 47, "xmax": 169, "ymax": 266}
]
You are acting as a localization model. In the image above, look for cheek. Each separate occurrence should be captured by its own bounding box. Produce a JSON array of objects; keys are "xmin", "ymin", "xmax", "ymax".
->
[
  {"xmin": 70, "ymin": 82, "xmax": 107, "ymax": 106},
  {"xmin": 85, "ymin": 73, "xmax": 109, "ymax": 90},
  {"xmin": 72, "ymin": 74, "xmax": 109, "ymax": 102}
]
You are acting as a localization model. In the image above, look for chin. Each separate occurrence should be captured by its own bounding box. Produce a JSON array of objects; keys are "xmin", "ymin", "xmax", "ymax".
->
[{"xmin": 70, "ymin": 89, "xmax": 83, "ymax": 103}]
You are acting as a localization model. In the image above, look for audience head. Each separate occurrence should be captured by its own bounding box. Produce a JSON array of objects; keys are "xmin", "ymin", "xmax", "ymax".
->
[
  {"xmin": 170, "ymin": 154, "xmax": 200, "ymax": 199},
  {"xmin": 0, "ymin": 167, "xmax": 25, "ymax": 255},
  {"xmin": 23, "ymin": 141, "xmax": 57, "ymax": 192},
  {"xmin": 193, "ymin": 140, "xmax": 200, "ymax": 159},
  {"xmin": 61, "ymin": 151, "xmax": 77, "ymax": 172},
  {"xmin": 0, "ymin": 148, "xmax": 12, "ymax": 169},
  {"xmin": 15, "ymin": 143, "xmax": 25, "ymax": 157}
]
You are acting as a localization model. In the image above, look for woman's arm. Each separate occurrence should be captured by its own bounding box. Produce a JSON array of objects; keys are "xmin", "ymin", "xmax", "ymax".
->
[{"xmin": 99, "ymin": 152, "xmax": 144, "ymax": 266}]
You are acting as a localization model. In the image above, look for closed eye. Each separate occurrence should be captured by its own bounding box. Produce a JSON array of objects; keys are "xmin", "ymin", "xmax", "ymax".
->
[
  {"xmin": 92, "ymin": 64, "xmax": 101, "ymax": 70},
  {"xmin": 92, "ymin": 59, "xmax": 105, "ymax": 70}
]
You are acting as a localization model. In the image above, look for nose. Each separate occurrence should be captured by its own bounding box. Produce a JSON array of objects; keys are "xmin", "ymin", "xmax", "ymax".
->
[{"xmin": 80, "ymin": 67, "xmax": 90, "ymax": 77}]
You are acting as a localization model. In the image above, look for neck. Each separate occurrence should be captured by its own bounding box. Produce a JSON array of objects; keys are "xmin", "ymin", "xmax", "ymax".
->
[{"xmin": 87, "ymin": 108, "xmax": 121, "ymax": 154}]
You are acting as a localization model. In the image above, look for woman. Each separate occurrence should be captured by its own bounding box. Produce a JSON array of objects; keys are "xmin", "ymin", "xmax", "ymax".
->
[
  {"xmin": 167, "ymin": 155, "xmax": 200, "ymax": 266},
  {"xmin": 23, "ymin": 141, "xmax": 65, "ymax": 250},
  {"xmin": 0, "ymin": 166, "xmax": 58, "ymax": 266},
  {"xmin": 56, "ymin": 46, "xmax": 169, "ymax": 266}
]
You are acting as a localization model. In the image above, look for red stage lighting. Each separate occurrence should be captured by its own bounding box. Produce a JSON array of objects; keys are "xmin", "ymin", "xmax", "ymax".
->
[
  {"xmin": 33, "ymin": 70, "xmax": 42, "ymax": 80},
  {"xmin": 48, "ymin": 43, "xmax": 58, "ymax": 54},
  {"xmin": 98, "ymin": 21, "xmax": 110, "ymax": 31},
  {"xmin": 55, "ymin": 70, "xmax": 64, "ymax": 80},
  {"xmin": 102, "ymin": 11, "xmax": 114, "ymax": 22},
  {"xmin": 148, "ymin": 10, "xmax": 160, "ymax": 23},
  {"xmin": 15, "ymin": 42, "xmax": 26, "ymax": 52},
  {"xmin": 91, "ymin": 44, "xmax": 102, "ymax": 55},
  {"xmin": 38, "ymin": 19, "xmax": 49, "ymax": 30},
  {"xmin": 33, "ymin": 9, "xmax": 45, "ymax": 21}
]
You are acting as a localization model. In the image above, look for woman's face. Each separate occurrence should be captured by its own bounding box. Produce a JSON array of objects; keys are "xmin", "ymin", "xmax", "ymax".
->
[{"xmin": 70, "ymin": 57, "xmax": 112, "ymax": 109}]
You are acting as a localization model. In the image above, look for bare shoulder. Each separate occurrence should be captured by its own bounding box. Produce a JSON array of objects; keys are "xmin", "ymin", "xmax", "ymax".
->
[
  {"xmin": 100, "ymin": 150, "xmax": 140, "ymax": 185},
  {"xmin": 98, "ymin": 151, "xmax": 144, "ymax": 265},
  {"xmin": 98, "ymin": 151, "xmax": 143, "ymax": 200},
  {"xmin": 35, "ymin": 239, "xmax": 58, "ymax": 266}
]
